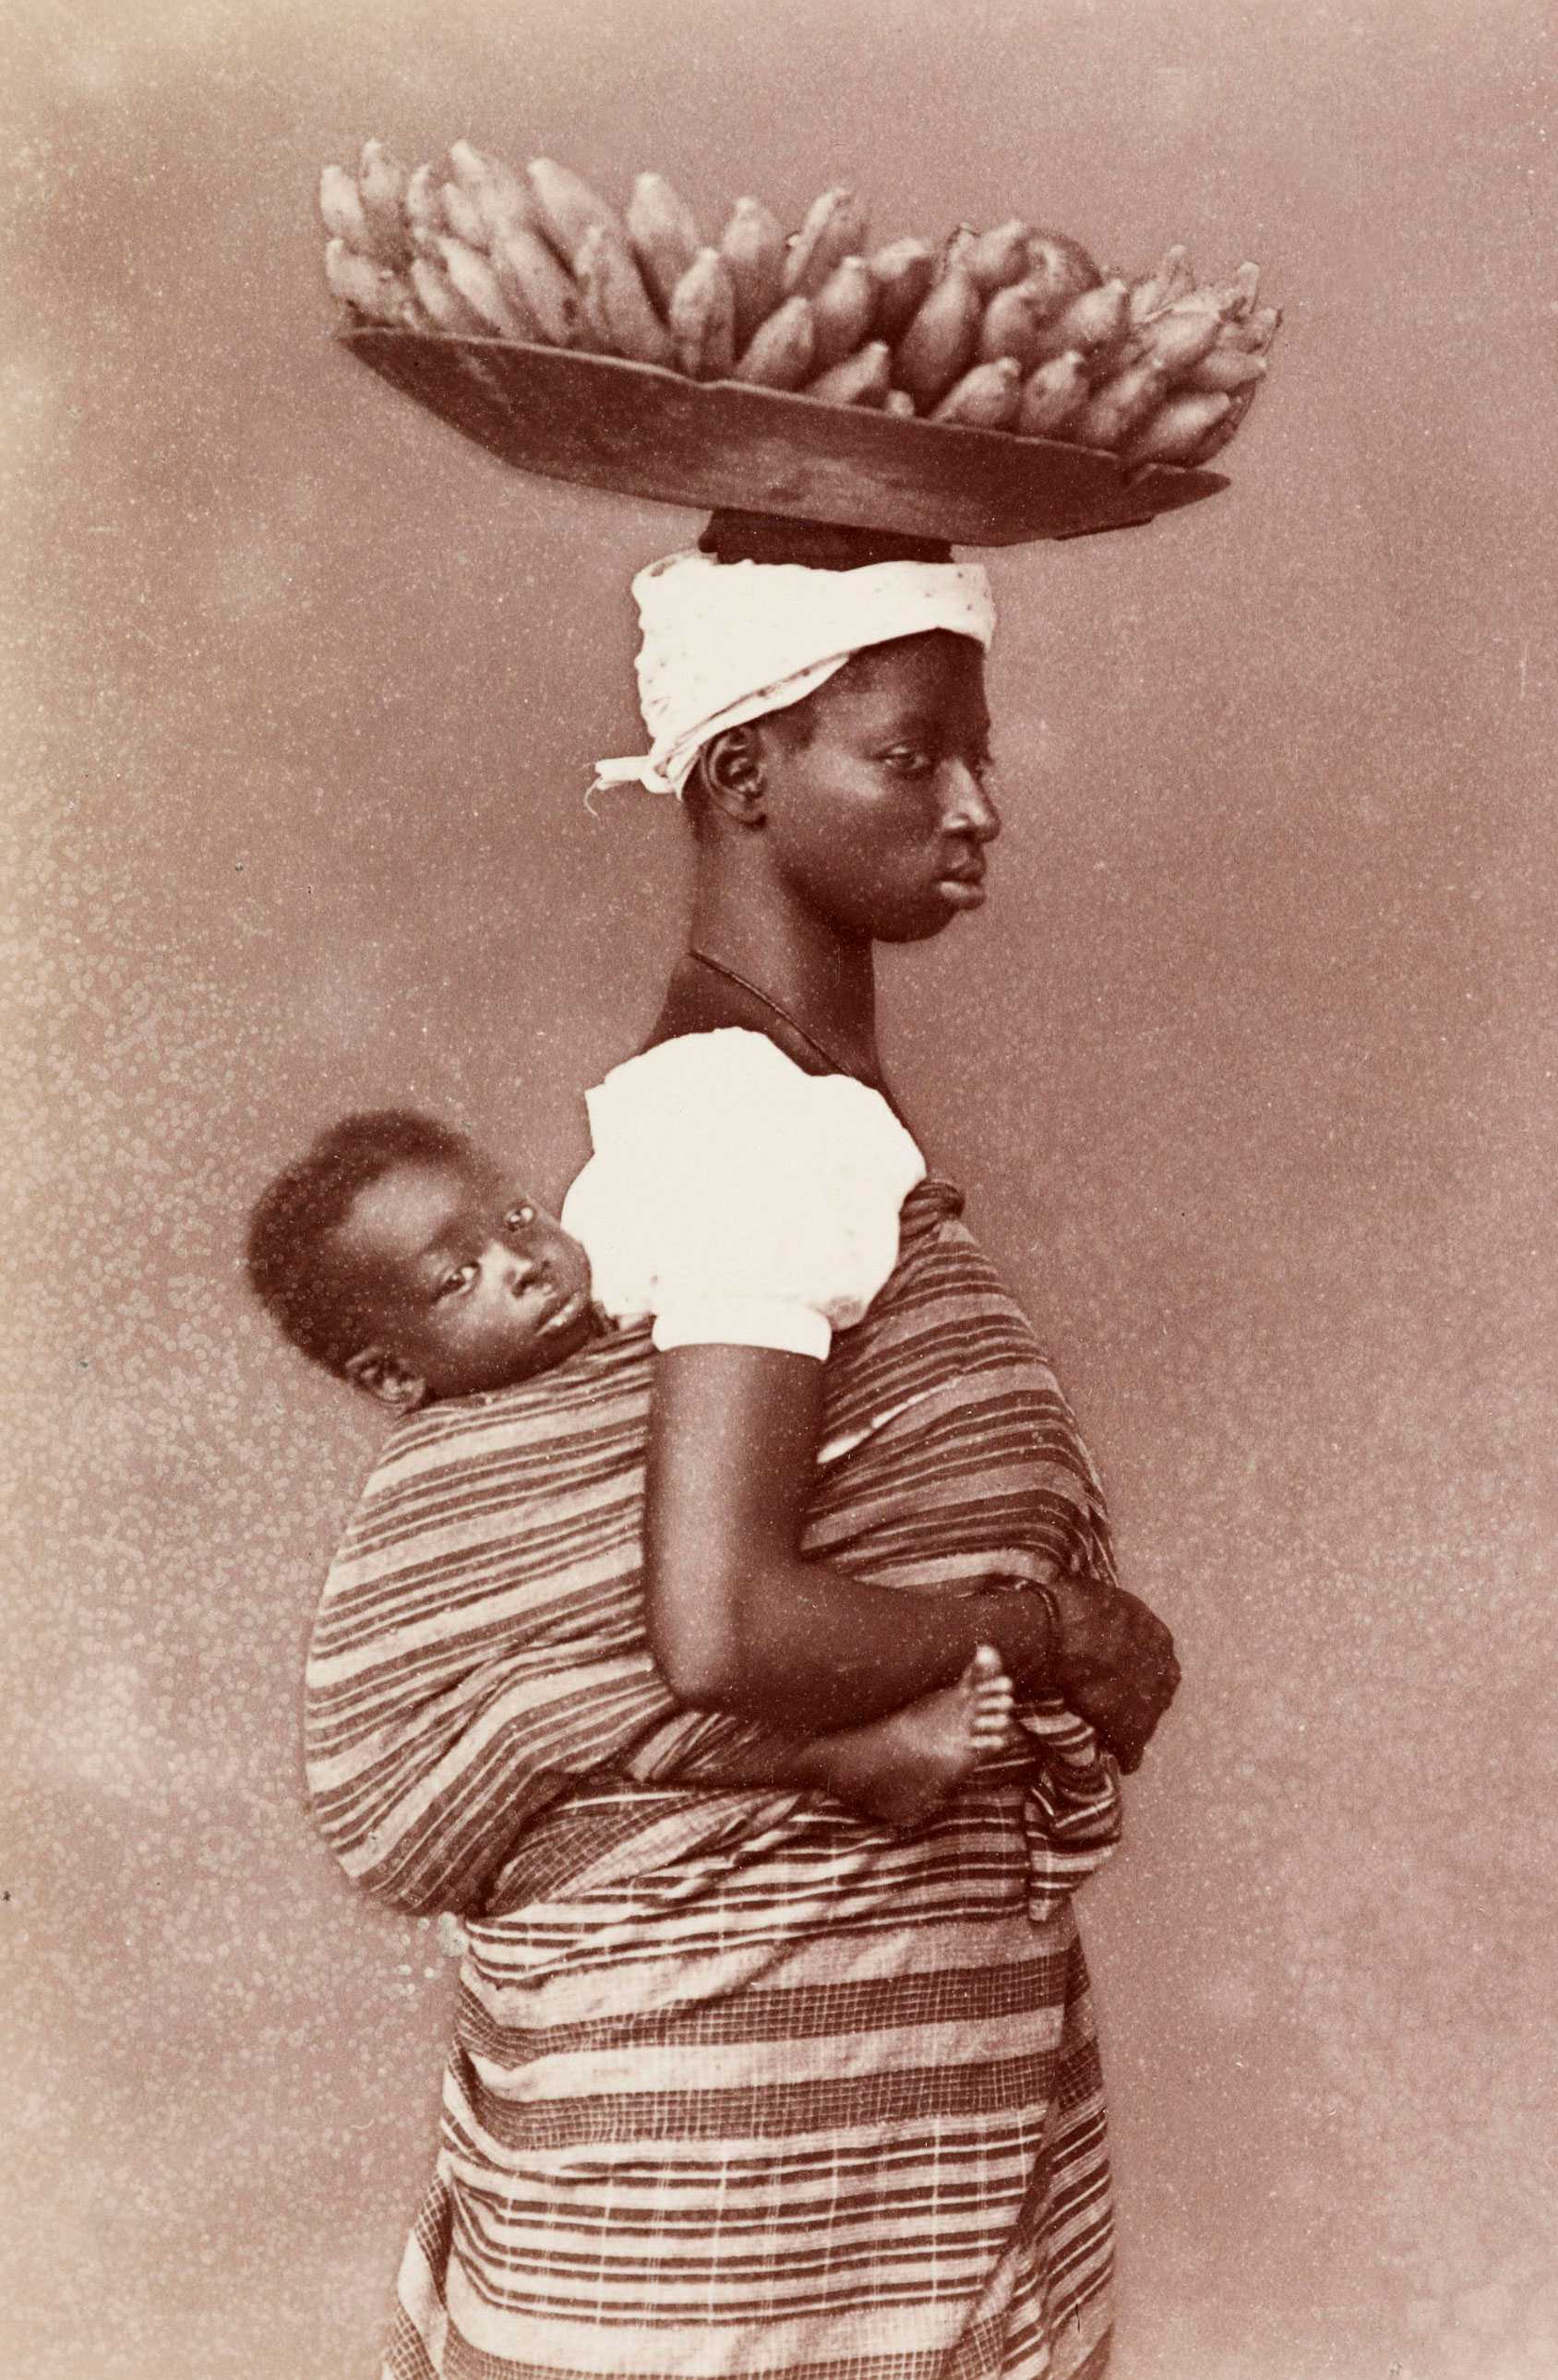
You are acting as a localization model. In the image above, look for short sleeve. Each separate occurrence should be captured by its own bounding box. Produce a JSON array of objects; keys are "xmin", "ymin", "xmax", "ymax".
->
[{"xmin": 559, "ymin": 1030, "xmax": 926, "ymax": 1358}]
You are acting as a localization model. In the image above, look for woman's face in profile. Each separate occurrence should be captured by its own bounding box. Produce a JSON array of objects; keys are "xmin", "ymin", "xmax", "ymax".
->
[{"xmin": 757, "ymin": 632, "xmax": 1001, "ymax": 944}]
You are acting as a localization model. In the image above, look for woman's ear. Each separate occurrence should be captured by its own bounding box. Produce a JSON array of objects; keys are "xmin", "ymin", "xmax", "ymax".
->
[
  {"xmin": 342, "ymin": 1347, "xmax": 428, "ymax": 1413},
  {"xmin": 698, "ymin": 724, "xmax": 767, "ymax": 825}
]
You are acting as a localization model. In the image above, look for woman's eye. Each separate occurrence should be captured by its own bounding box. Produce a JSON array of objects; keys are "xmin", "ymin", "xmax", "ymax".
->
[
  {"xmin": 882, "ymin": 747, "xmax": 932, "ymax": 777},
  {"xmin": 505, "ymin": 1203, "xmax": 535, "ymax": 1232},
  {"xmin": 434, "ymin": 1262, "xmax": 476, "ymax": 1302}
]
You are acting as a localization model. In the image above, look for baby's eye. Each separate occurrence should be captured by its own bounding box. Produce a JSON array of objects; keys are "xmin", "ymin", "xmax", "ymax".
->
[
  {"xmin": 434, "ymin": 1262, "xmax": 476, "ymax": 1302},
  {"xmin": 505, "ymin": 1202, "xmax": 536, "ymax": 1232}
]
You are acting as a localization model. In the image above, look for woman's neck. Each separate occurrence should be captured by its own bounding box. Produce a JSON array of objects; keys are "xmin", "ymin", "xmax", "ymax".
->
[{"xmin": 661, "ymin": 878, "xmax": 882, "ymax": 1084}]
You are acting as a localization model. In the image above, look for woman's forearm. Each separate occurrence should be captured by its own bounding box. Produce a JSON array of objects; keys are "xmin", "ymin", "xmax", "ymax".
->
[
  {"xmin": 705, "ymin": 1551, "xmax": 1057, "ymax": 1731},
  {"xmin": 646, "ymin": 1341, "xmax": 1179, "ymax": 1768},
  {"xmin": 645, "ymin": 1343, "xmax": 1059, "ymax": 1729}
]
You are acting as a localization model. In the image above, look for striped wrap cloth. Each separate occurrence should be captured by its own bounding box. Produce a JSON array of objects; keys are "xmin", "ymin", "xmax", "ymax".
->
[{"xmin": 306, "ymin": 1177, "xmax": 1123, "ymax": 2380}]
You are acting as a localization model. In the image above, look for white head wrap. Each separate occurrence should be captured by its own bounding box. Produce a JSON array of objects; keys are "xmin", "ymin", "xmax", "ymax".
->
[{"xmin": 592, "ymin": 547, "xmax": 996, "ymax": 797}]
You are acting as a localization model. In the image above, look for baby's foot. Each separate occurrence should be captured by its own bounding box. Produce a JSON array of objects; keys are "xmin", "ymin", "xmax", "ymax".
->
[
  {"xmin": 814, "ymin": 1644, "xmax": 1016, "ymax": 1831},
  {"xmin": 964, "ymin": 1642, "xmax": 1017, "ymax": 1762}
]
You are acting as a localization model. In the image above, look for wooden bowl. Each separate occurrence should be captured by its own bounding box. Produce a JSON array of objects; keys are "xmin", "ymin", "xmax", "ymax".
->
[{"xmin": 338, "ymin": 329, "xmax": 1229, "ymax": 547}]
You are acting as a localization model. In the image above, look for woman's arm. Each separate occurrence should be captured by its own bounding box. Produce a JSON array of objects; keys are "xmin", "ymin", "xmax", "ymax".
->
[{"xmin": 645, "ymin": 1343, "xmax": 1179, "ymax": 1767}]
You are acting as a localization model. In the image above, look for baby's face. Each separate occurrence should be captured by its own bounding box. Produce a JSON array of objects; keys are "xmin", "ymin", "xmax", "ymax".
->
[{"xmin": 330, "ymin": 1152, "xmax": 596, "ymax": 1401}]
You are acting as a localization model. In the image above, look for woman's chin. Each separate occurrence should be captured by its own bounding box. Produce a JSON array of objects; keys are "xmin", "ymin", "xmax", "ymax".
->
[{"xmin": 876, "ymin": 896, "xmax": 985, "ymax": 946}]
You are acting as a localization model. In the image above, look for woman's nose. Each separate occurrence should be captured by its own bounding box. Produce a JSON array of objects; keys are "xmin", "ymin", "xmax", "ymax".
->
[{"xmin": 946, "ymin": 763, "xmax": 1001, "ymax": 843}]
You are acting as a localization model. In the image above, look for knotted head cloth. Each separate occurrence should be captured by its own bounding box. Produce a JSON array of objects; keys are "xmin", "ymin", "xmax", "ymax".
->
[{"xmin": 592, "ymin": 545, "xmax": 997, "ymax": 798}]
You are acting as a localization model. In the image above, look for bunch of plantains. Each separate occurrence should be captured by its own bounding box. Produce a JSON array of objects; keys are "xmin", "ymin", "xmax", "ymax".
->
[{"xmin": 320, "ymin": 144, "xmax": 1280, "ymax": 469}]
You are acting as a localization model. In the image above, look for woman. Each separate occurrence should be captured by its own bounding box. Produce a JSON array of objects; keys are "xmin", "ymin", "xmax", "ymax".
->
[{"xmin": 365, "ymin": 514, "xmax": 1178, "ymax": 2380}]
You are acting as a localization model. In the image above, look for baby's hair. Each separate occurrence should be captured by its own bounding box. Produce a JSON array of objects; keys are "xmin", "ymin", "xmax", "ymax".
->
[{"xmin": 245, "ymin": 1108, "xmax": 477, "ymax": 1377}]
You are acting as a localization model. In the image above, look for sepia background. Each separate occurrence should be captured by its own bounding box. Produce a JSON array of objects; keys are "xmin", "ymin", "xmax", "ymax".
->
[{"xmin": 4, "ymin": 1, "xmax": 1555, "ymax": 2374}]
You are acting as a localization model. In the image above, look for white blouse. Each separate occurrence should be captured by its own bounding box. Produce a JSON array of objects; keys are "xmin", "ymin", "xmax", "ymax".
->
[{"xmin": 560, "ymin": 1029, "xmax": 927, "ymax": 1359}]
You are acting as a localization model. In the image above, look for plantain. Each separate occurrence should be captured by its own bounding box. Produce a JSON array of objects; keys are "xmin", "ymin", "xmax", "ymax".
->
[
  {"xmin": 318, "ymin": 163, "xmax": 371, "ymax": 251},
  {"xmin": 962, "ymin": 219, "xmax": 1033, "ymax": 293},
  {"xmin": 1191, "ymin": 270, "xmax": 1261, "ymax": 323},
  {"xmin": 1126, "ymin": 298, "xmax": 1222, "ymax": 379},
  {"xmin": 977, "ymin": 282, "xmax": 1049, "ymax": 371},
  {"xmin": 809, "ymin": 255, "xmax": 877, "ymax": 370},
  {"xmin": 931, "ymin": 356, "xmax": 1023, "ymax": 427},
  {"xmin": 408, "ymin": 250, "xmax": 491, "ymax": 335},
  {"xmin": 527, "ymin": 157, "xmax": 628, "ymax": 260},
  {"xmin": 478, "ymin": 255, "xmax": 545, "ymax": 343},
  {"xmin": 1014, "ymin": 351, "xmax": 1090, "ymax": 436},
  {"xmin": 1120, "ymin": 388, "xmax": 1231, "ymax": 465},
  {"xmin": 1029, "ymin": 277, "xmax": 1130, "ymax": 371},
  {"xmin": 719, "ymin": 197, "xmax": 787, "ymax": 346},
  {"xmin": 433, "ymin": 233, "xmax": 530, "ymax": 337},
  {"xmin": 884, "ymin": 388, "xmax": 918, "ymax": 417},
  {"xmin": 732, "ymin": 293, "xmax": 817, "ymax": 388},
  {"xmin": 1187, "ymin": 380, "xmax": 1258, "ymax": 462},
  {"xmin": 1061, "ymin": 275, "xmax": 1131, "ymax": 353},
  {"xmin": 1070, "ymin": 355, "xmax": 1168, "ymax": 448},
  {"xmin": 893, "ymin": 265, "xmax": 981, "ymax": 410},
  {"xmin": 628, "ymin": 171, "xmax": 704, "ymax": 316},
  {"xmin": 1023, "ymin": 230, "xmax": 1101, "ymax": 318},
  {"xmin": 783, "ymin": 185, "xmax": 869, "ymax": 296},
  {"xmin": 402, "ymin": 161, "xmax": 444, "ymax": 247},
  {"xmin": 1127, "ymin": 243, "xmax": 1194, "ymax": 322},
  {"xmin": 438, "ymin": 178, "xmax": 488, "ymax": 251},
  {"xmin": 1217, "ymin": 304, "xmax": 1282, "ymax": 354},
  {"xmin": 574, "ymin": 223, "xmax": 677, "ymax": 365},
  {"xmin": 940, "ymin": 222, "xmax": 978, "ymax": 276},
  {"xmin": 448, "ymin": 140, "xmax": 543, "ymax": 245},
  {"xmin": 668, "ymin": 246, "xmax": 737, "ymax": 378},
  {"xmin": 355, "ymin": 141, "xmax": 413, "ymax": 267},
  {"xmin": 323, "ymin": 237, "xmax": 416, "ymax": 325},
  {"xmin": 1228, "ymin": 260, "xmax": 1261, "ymax": 317},
  {"xmin": 491, "ymin": 225, "xmax": 590, "ymax": 346},
  {"xmin": 805, "ymin": 340, "xmax": 893, "ymax": 407},
  {"xmin": 1184, "ymin": 347, "xmax": 1267, "ymax": 393},
  {"xmin": 867, "ymin": 236, "xmax": 937, "ymax": 341}
]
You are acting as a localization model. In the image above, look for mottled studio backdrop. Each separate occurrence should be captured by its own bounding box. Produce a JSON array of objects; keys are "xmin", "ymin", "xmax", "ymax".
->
[{"xmin": 4, "ymin": 2, "xmax": 1555, "ymax": 2375}]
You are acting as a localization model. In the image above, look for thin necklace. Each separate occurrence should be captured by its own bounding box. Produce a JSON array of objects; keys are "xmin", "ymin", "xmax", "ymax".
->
[{"xmin": 687, "ymin": 948, "xmax": 871, "ymax": 1083}]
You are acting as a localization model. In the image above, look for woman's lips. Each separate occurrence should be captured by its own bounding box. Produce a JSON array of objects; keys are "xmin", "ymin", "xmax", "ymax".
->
[{"xmin": 937, "ymin": 872, "xmax": 988, "ymax": 908}]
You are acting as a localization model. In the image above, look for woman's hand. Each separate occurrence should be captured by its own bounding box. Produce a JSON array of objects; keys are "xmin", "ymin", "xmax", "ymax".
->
[{"xmin": 1044, "ymin": 1576, "xmax": 1180, "ymax": 1773}]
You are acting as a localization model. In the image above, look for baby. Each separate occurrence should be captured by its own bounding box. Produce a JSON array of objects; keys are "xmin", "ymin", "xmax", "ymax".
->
[{"xmin": 248, "ymin": 1107, "xmax": 1016, "ymax": 1834}]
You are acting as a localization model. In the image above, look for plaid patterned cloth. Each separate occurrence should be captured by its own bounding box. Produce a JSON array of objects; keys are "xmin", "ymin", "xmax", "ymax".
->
[{"xmin": 306, "ymin": 1178, "xmax": 1122, "ymax": 2378}]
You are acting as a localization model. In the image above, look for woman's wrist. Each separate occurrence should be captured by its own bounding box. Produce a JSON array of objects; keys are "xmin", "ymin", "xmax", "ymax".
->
[{"xmin": 958, "ymin": 1584, "xmax": 1061, "ymax": 1697}]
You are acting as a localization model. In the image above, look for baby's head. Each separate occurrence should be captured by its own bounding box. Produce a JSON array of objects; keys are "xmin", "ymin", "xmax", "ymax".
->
[{"xmin": 245, "ymin": 1109, "xmax": 597, "ymax": 1412}]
